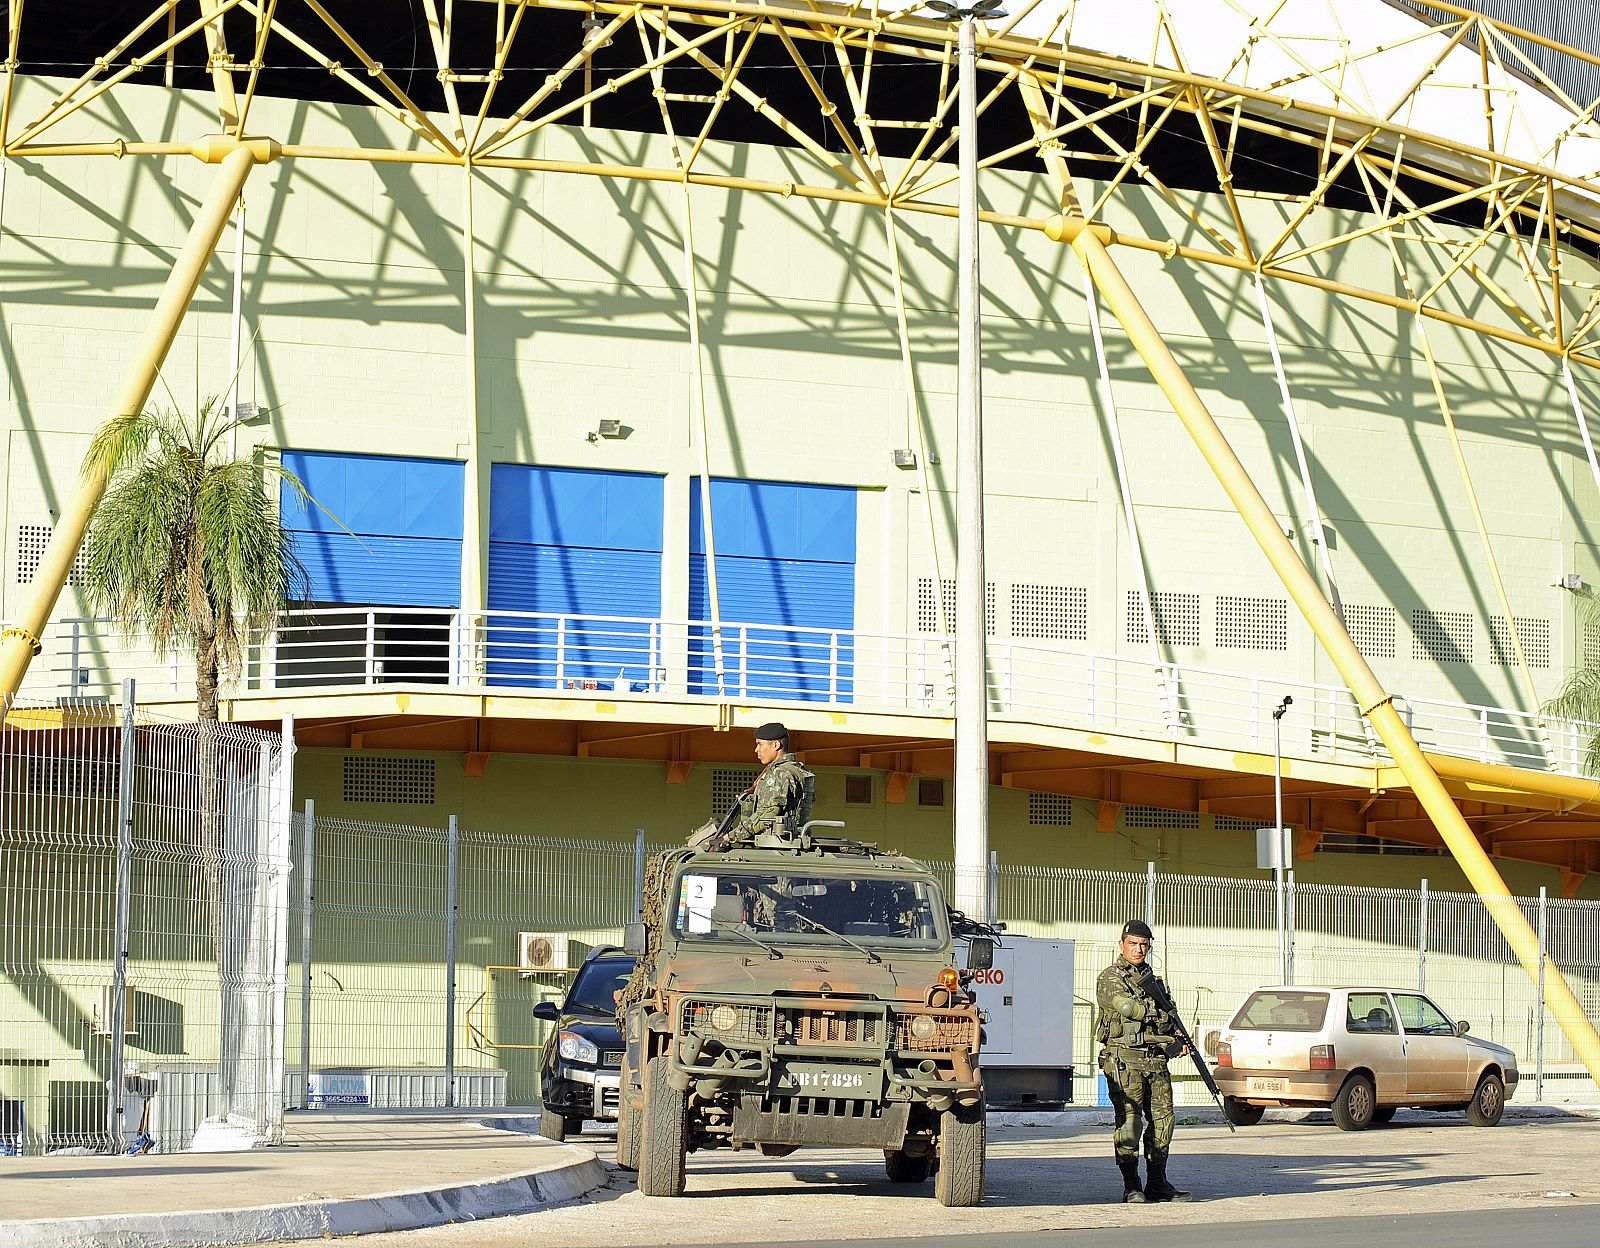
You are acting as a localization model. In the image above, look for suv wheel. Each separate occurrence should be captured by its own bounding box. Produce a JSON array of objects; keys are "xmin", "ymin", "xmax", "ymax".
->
[
  {"xmin": 638, "ymin": 1054, "xmax": 688, "ymax": 1197},
  {"xmin": 616, "ymin": 1060, "xmax": 642, "ymax": 1171},
  {"xmin": 1465, "ymin": 1073, "xmax": 1505, "ymax": 1127},
  {"xmin": 1331, "ymin": 1073, "xmax": 1375, "ymax": 1132},
  {"xmin": 1223, "ymin": 1097, "xmax": 1265, "ymax": 1127},
  {"xmin": 933, "ymin": 1095, "xmax": 986, "ymax": 1207},
  {"xmin": 885, "ymin": 1149, "xmax": 932, "ymax": 1183}
]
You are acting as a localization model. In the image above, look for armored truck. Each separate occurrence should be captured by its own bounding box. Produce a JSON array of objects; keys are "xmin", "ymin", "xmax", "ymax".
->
[{"xmin": 616, "ymin": 828, "xmax": 988, "ymax": 1205}]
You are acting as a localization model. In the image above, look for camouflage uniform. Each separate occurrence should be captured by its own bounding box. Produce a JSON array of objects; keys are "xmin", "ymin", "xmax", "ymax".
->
[
  {"xmin": 733, "ymin": 752, "xmax": 812, "ymax": 839},
  {"xmin": 1096, "ymin": 955, "xmax": 1179, "ymax": 1165}
]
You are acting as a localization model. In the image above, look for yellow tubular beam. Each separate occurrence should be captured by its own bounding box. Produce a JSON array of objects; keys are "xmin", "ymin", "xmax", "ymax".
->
[
  {"xmin": 1050, "ymin": 211, "xmax": 1600, "ymax": 1087},
  {"xmin": 0, "ymin": 141, "xmax": 263, "ymax": 699}
]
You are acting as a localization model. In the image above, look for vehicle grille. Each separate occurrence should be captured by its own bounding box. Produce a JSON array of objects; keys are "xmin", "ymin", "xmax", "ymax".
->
[
  {"xmin": 780, "ymin": 1006, "xmax": 885, "ymax": 1047},
  {"xmin": 762, "ymin": 1095, "xmax": 887, "ymax": 1119},
  {"xmin": 601, "ymin": 1050, "xmax": 625, "ymax": 1069},
  {"xmin": 892, "ymin": 1010, "xmax": 978, "ymax": 1052}
]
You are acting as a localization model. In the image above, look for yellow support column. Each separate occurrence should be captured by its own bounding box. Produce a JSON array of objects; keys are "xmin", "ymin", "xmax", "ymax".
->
[
  {"xmin": 1049, "ymin": 211, "xmax": 1600, "ymax": 1086},
  {"xmin": 0, "ymin": 138, "xmax": 266, "ymax": 698}
]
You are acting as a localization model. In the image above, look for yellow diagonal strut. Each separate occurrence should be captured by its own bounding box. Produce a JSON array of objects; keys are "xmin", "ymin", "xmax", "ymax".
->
[{"xmin": 1016, "ymin": 81, "xmax": 1600, "ymax": 1087}]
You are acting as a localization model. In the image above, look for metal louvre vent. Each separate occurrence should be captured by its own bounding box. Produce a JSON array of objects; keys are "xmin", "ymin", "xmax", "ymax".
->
[
  {"xmin": 1587, "ymin": 617, "xmax": 1600, "ymax": 671},
  {"xmin": 711, "ymin": 769, "xmax": 758, "ymax": 816},
  {"xmin": 1344, "ymin": 604, "xmax": 1397, "ymax": 660},
  {"xmin": 1027, "ymin": 793, "xmax": 1073, "ymax": 826},
  {"xmin": 1010, "ymin": 584, "xmax": 1088, "ymax": 642},
  {"xmin": 1214, "ymin": 595, "xmax": 1289, "ymax": 651},
  {"xmin": 341, "ymin": 755, "xmax": 437, "ymax": 805},
  {"xmin": 784, "ymin": 1007, "xmax": 884, "ymax": 1046},
  {"xmin": 1122, "ymin": 805, "xmax": 1200, "ymax": 830},
  {"xmin": 916, "ymin": 578, "xmax": 995, "ymax": 634},
  {"xmin": 14, "ymin": 524, "xmax": 86, "ymax": 585},
  {"xmin": 1124, "ymin": 592, "xmax": 1202, "ymax": 647},
  {"xmin": 1488, "ymin": 616, "xmax": 1550, "ymax": 668},
  {"xmin": 27, "ymin": 755, "xmax": 118, "ymax": 796},
  {"xmin": 1411, "ymin": 609, "xmax": 1474, "ymax": 664}
]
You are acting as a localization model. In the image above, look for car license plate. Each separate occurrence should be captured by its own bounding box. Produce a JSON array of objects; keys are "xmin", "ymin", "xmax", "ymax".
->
[
  {"xmin": 1247, "ymin": 1077, "xmax": 1287, "ymax": 1094},
  {"xmin": 774, "ymin": 1063, "xmax": 883, "ymax": 1100}
]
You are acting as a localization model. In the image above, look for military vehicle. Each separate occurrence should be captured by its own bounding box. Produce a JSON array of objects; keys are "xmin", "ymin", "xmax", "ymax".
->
[{"xmin": 616, "ymin": 823, "xmax": 991, "ymax": 1205}]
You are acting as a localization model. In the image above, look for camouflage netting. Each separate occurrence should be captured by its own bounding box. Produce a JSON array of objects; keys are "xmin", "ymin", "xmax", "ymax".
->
[{"xmin": 617, "ymin": 840, "xmax": 696, "ymax": 1029}]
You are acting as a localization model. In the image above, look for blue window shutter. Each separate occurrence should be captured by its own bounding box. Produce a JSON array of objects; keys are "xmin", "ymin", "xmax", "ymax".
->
[{"xmin": 280, "ymin": 452, "xmax": 463, "ymax": 607}]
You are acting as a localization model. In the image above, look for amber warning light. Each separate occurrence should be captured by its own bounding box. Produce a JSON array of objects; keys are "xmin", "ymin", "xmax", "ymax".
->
[{"xmin": 939, "ymin": 968, "xmax": 960, "ymax": 990}]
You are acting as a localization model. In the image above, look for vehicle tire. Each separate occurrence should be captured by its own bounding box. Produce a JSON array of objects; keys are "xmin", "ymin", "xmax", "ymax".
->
[
  {"xmin": 885, "ymin": 1148, "xmax": 933, "ymax": 1183},
  {"xmin": 1370, "ymin": 1107, "xmax": 1396, "ymax": 1124},
  {"xmin": 638, "ymin": 1055, "xmax": 688, "ymax": 1197},
  {"xmin": 538, "ymin": 1109, "xmax": 567, "ymax": 1142},
  {"xmin": 1223, "ymin": 1097, "xmax": 1265, "ymax": 1127},
  {"xmin": 1331, "ymin": 1073, "xmax": 1375, "ymax": 1132},
  {"xmin": 616, "ymin": 1061, "xmax": 642, "ymax": 1171},
  {"xmin": 933, "ymin": 1095, "xmax": 986, "ymax": 1207},
  {"xmin": 1466, "ymin": 1073, "xmax": 1505, "ymax": 1127}
]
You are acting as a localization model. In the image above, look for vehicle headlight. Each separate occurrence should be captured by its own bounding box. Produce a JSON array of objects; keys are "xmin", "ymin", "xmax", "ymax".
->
[
  {"xmin": 557, "ymin": 1031, "xmax": 599, "ymax": 1064},
  {"xmin": 709, "ymin": 1004, "xmax": 740, "ymax": 1034},
  {"xmin": 910, "ymin": 1014, "xmax": 939, "ymax": 1041}
]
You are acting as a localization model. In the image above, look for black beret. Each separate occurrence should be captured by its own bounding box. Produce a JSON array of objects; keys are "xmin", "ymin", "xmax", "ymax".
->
[
  {"xmin": 754, "ymin": 722, "xmax": 789, "ymax": 742},
  {"xmin": 1121, "ymin": 919, "xmax": 1154, "ymax": 940}
]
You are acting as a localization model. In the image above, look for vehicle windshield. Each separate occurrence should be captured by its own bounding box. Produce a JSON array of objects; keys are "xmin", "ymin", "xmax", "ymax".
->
[
  {"xmin": 1229, "ymin": 990, "xmax": 1329, "ymax": 1032},
  {"xmin": 672, "ymin": 869, "xmax": 945, "ymax": 948},
  {"xmin": 564, "ymin": 958, "xmax": 635, "ymax": 1017}
]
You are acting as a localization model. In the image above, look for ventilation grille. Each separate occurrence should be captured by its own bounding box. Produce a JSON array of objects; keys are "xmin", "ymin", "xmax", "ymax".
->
[
  {"xmin": 28, "ymin": 755, "xmax": 118, "ymax": 796},
  {"xmin": 1215, "ymin": 596, "xmax": 1288, "ymax": 651},
  {"xmin": 1122, "ymin": 805, "xmax": 1200, "ymax": 829},
  {"xmin": 1344, "ymin": 604, "xmax": 1397, "ymax": 660},
  {"xmin": 1488, "ymin": 616, "xmax": 1550, "ymax": 668},
  {"xmin": 711, "ymin": 768, "xmax": 758, "ymax": 816},
  {"xmin": 1027, "ymin": 793, "xmax": 1073, "ymax": 826},
  {"xmin": 1211, "ymin": 816, "xmax": 1262, "ymax": 834},
  {"xmin": 1411, "ymin": 608, "xmax": 1473, "ymax": 665},
  {"xmin": 918, "ymin": 778, "xmax": 945, "ymax": 807},
  {"xmin": 342, "ymin": 756, "xmax": 437, "ymax": 805},
  {"xmin": 14, "ymin": 524, "xmax": 87, "ymax": 585},
  {"xmin": 916, "ymin": 578, "xmax": 995, "ymax": 634},
  {"xmin": 844, "ymin": 775, "xmax": 873, "ymax": 805},
  {"xmin": 1010, "ymin": 584, "xmax": 1087, "ymax": 642},
  {"xmin": 1587, "ymin": 616, "xmax": 1600, "ymax": 671},
  {"xmin": 1125, "ymin": 592, "xmax": 1202, "ymax": 647}
]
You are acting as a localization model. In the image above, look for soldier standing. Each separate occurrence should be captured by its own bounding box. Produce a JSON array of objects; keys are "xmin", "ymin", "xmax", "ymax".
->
[
  {"xmin": 1095, "ymin": 919, "xmax": 1194, "ymax": 1204},
  {"xmin": 732, "ymin": 722, "xmax": 812, "ymax": 839}
]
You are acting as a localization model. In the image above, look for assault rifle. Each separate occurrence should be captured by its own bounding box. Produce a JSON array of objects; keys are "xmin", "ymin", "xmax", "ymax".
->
[{"xmin": 1136, "ymin": 966, "xmax": 1235, "ymax": 1133}]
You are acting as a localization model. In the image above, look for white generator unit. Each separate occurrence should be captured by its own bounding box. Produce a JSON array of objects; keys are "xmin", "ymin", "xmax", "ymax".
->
[{"xmin": 961, "ymin": 936, "xmax": 1075, "ymax": 1107}]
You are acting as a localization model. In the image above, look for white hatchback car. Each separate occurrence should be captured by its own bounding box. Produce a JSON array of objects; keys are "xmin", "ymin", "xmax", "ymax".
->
[{"xmin": 1210, "ymin": 985, "xmax": 1518, "ymax": 1130}]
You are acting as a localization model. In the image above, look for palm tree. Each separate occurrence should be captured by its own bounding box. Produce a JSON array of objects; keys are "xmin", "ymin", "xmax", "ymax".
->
[
  {"xmin": 80, "ymin": 399, "xmax": 309, "ymax": 957},
  {"xmin": 1546, "ymin": 588, "xmax": 1600, "ymax": 774}
]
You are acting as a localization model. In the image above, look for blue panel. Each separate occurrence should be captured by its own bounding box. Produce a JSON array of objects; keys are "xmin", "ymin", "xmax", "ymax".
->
[
  {"xmin": 686, "ymin": 479, "xmax": 856, "ymax": 701},
  {"xmin": 490, "ymin": 465, "xmax": 663, "ymax": 551},
  {"xmin": 288, "ymin": 532, "xmax": 462, "ymax": 608},
  {"xmin": 486, "ymin": 467, "xmax": 664, "ymax": 689},
  {"xmin": 280, "ymin": 453, "xmax": 464, "ymax": 607},
  {"xmin": 281, "ymin": 452, "xmax": 463, "ymax": 539},
  {"xmin": 689, "ymin": 479, "xmax": 855, "ymax": 564}
]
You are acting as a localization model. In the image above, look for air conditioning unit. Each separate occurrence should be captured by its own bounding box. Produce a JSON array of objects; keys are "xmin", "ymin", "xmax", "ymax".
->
[
  {"xmin": 93, "ymin": 984, "xmax": 137, "ymax": 1036},
  {"xmin": 518, "ymin": 932, "xmax": 570, "ymax": 974}
]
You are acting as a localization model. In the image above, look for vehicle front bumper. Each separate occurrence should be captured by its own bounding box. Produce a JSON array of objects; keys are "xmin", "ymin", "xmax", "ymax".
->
[
  {"xmin": 1213, "ymin": 1067, "xmax": 1345, "ymax": 1103},
  {"xmin": 545, "ymin": 1066, "xmax": 622, "ymax": 1121}
]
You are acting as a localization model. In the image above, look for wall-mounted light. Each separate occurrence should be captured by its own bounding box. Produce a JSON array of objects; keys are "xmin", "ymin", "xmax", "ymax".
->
[
  {"xmin": 890, "ymin": 448, "xmax": 917, "ymax": 468},
  {"xmin": 1557, "ymin": 573, "xmax": 1586, "ymax": 592}
]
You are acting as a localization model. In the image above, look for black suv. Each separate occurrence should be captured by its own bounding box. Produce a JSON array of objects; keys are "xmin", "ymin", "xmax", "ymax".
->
[{"xmin": 533, "ymin": 947, "xmax": 636, "ymax": 1141}]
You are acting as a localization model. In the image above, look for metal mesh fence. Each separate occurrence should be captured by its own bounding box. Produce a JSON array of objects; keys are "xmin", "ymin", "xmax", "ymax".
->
[{"xmin": 0, "ymin": 693, "xmax": 292, "ymax": 1155}]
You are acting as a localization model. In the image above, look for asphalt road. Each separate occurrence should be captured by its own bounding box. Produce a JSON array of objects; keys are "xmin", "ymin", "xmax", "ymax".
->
[{"xmin": 327, "ymin": 1109, "xmax": 1600, "ymax": 1248}]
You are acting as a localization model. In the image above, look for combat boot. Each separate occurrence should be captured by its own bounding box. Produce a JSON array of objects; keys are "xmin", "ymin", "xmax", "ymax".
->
[
  {"xmin": 1117, "ymin": 1158, "xmax": 1146, "ymax": 1203},
  {"xmin": 1143, "ymin": 1159, "xmax": 1192, "ymax": 1203}
]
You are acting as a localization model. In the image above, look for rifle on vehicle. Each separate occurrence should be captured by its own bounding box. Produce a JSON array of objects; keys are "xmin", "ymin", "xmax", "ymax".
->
[{"xmin": 1136, "ymin": 966, "xmax": 1235, "ymax": 1133}]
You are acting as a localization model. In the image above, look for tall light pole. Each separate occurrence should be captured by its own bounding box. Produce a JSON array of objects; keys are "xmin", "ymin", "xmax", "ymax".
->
[
  {"xmin": 928, "ymin": 0, "xmax": 1003, "ymax": 920},
  {"xmin": 1273, "ymin": 695, "xmax": 1292, "ymax": 983}
]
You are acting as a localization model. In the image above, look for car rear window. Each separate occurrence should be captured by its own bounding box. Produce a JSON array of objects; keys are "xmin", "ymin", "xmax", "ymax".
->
[{"xmin": 1229, "ymin": 990, "xmax": 1330, "ymax": 1032}]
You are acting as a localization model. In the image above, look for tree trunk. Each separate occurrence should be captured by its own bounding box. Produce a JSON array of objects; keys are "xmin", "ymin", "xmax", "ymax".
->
[{"xmin": 196, "ymin": 632, "xmax": 224, "ymax": 966}]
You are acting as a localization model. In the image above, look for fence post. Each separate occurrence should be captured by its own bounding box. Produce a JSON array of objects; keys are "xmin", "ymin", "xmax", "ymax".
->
[
  {"xmin": 107, "ymin": 678, "xmax": 137, "ymax": 1150},
  {"xmin": 634, "ymin": 828, "xmax": 647, "ymax": 921},
  {"xmin": 445, "ymin": 814, "xmax": 460, "ymax": 1109},
  {"xmin": 1145, "ymin": 861, "xmax": 1156, "ymax": 929},
  {"xmin": 1417, "ymin": 878, "xmax": 1428, "ymax": 992},
  {"xmin": 1536, "ymin": 885, "xmax": 1547, "ymax": 1102},
  {"xmin": 987, "ymin": 850, "xmax": 999, "ymax": 921},
  {"xmin": 299, "ymin": 798, "xmax": 316, "ymax": 1109}
]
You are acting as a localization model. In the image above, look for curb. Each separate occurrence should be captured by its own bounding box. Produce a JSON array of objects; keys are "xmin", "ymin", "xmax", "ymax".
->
[{"xmin": 5, "ymin": 1143, "xmax": 609, "ymax": 1248}]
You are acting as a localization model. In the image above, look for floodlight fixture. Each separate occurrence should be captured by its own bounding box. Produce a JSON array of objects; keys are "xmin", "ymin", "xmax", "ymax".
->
[{"xmin": 581, "ymin": 12, "xmax": 613, "ymax": 49}]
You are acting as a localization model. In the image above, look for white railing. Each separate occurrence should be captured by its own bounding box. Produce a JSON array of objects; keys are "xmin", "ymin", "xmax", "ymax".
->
[{"xmin": 22, "ymin": 606, "xmax": 1600, "ymax": 779}]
